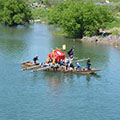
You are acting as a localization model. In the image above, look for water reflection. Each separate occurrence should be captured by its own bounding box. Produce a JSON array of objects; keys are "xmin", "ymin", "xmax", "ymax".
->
[
  {"xmin": 0, "ymin": 25, "xmax": 29, "ymax": 60},
  {"xmin": 41, "ymin": 72, "xmax": 73, "ymax": 93},
  {"xmin": 85, "ymin": 73, "xmax": 101, "ymax": 82},
  {"xmin": 0, "ymin": 24, "xmax": 53, "ymax": 62},
  {"xmin": 0, "ymin": 38, "xmax": 26, "ymax": 52},
  {"xmin": 0, "ymin": 24, "xmax": 30, "ymax": 39},
  {"xmin": 33, "ymin": 70, "xmax": 102, "ymax": 94}
]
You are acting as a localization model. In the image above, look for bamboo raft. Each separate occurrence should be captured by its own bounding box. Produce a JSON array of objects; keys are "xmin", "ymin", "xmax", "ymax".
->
[
  {"xmin": 21, "ymin": 61, "xmax": 101, "ymax": 74},
  {"xmin": 21, "ymin": 61, "xmax": 40, "ymax": 68},
  {"xmin": 33, "ymin": 67, "xmax": 100, "ymax": 74}
]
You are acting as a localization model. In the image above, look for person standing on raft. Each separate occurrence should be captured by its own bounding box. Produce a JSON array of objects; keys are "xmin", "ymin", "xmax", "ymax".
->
[
  {"xmin": 68, "ymin": 47, "xmax": 74, "ymax": 58},
  {"xmin": 33, "ymin": 56, "xmax": 39, "ymax": 64},
  {"xmin": 87, "ymin": 58, "xmax": 91, "ymax": 70}
]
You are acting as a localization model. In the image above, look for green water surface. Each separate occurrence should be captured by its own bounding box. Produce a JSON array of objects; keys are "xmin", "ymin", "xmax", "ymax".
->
[{"xmin": 0, "ymin": 24, "xmax": 120, "ymax": 120}]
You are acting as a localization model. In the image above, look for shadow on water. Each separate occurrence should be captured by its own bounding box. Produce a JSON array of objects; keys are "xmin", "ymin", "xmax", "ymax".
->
[
  {"xmin": 85, "ymin": 73, "xmax": 101, "ymax": 82},
  {"xmin": 30, "ymin": 70, "xmax": 74, "ymax": 85},
  {"xmin": 74, "ymin": 72, "xmax": 101, "ymax": 82},
  {"xmin": 31, "ymin": 70, "xmax": 101, "ymax": 84}
]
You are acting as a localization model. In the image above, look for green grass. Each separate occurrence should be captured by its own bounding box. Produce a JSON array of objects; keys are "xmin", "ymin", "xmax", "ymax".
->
[
  {"xmin": 106, "ymin": 17, "xmax": 120, "ymax": 35},
  {"xmin": 52, "ymin": 30, "xmax": 68, "ymax": 36},
  {"xmin": 111, "ymin": 30, "xmax": 120, "ymax": 34}
]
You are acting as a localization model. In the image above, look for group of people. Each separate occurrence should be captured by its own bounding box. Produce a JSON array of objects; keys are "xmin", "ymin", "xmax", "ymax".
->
[
  {"xmin": 32, "ymin": 47, "xmax": 91, "ymax": 71},
  {"xmin": 59, "ymin": 57, "xmax": 74, "ymax": 70},
  {"xmin": 76, "ymin": 58, "xmax": 91, "ymax": 71},
  {"xmin": 57, "ymin": 57, "xmax": 91, "ymax": 71},
  {"xmin": 67, "ymin": 47, "xmax": 91, "ymax": 70}
]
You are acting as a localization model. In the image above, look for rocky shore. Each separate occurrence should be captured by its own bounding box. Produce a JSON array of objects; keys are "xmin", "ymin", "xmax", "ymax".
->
[{"xmin": 79, "ymin": 34, "xmax": 120, "ymax": 49}]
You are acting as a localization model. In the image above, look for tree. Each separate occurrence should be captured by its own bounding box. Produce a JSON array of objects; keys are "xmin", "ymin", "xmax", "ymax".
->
[
  {"xmin": 47, "ymin": 1, "xmax": 71, "ymax": 24},
  {"xmin": 32, "ymin": 8, "xmax": 48, "ymax": 22},
  {"xmin": 48, "ymin": 0, "xmax": 114, "ymax": 38},
  {"xmin": 0, "ymin": 0, "xmax": 32, "ymax": 26}
]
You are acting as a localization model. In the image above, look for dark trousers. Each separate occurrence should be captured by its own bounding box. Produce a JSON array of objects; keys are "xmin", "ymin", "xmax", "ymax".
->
[
  {"xmin": 34, "ymin": 60, "xmax": 36, "ymax": 64},
  {"xmin": 87, "ymin": 65, "xmax": 91, "ymax": 70}
]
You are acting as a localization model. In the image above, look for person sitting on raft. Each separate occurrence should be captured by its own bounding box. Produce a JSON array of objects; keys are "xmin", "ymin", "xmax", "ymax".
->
[
  {"xmin": 76, "ymin": 63, "xmax": 81, "ymax": 71},
  {"xmin": 64, "ymin": 58, "xmax": 72, "ymax": 70},
  {"xmin": 33, "ymin": 56, "xmax": 39, "ymax": 64},
  {"xmin": 70, "ymin": 62, "xmax": 74, "ymax": 70},
  {"xmin": 87, "ymin": 58, "xmax": 91, "ymax": 70},
  {"xmin": 59, "ymin": 59, "xmax": 64, "ymax": 66}
]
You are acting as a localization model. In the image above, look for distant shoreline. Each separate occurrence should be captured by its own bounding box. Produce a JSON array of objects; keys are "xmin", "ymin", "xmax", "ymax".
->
[
  {"xmin": 52, "ymin": 29, "xmax": 120, "ymax": 49},
  {"xmin": 78, "ymin": 34, "xmax": 120, "ymax": 49}
]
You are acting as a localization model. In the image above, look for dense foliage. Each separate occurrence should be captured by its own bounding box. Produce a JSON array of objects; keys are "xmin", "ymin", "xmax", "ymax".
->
[
  {"xmin": 32, "ymin": 8, "xmax": 48, "ymax": 22},
  {"xmin": 48, "ymin": 0, "xmax": 115, "ymax": 38},
  {"xmin": 0, "ymin": 0, "xmax": 32, "ymax": 26}
]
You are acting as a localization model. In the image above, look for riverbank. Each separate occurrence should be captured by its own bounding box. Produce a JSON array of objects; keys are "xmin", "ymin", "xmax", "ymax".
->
[
  {"xmin": 53, "ymin": 29, "xmax": 120, "ymax": 49},
  {"xmin": 78, "ymin": 34, "xmax": 120, "ymax": 49}
]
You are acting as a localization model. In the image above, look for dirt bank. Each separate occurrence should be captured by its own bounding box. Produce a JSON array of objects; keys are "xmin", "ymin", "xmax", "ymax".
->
[{"xmin": 78, "ymin": 34, "xmax": 120, "ymax": 49}]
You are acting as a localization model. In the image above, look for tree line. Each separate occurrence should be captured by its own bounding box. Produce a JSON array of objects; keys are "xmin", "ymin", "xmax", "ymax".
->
[
  {"xmin": 47, "ymin": 0, "xmax": 114, "ymax": 38},
  {"xmin": 0, "ymin": 0, "xmax": 115, "ymax": 38},
  {"xmin": 0, "ymin": 0, "xmax": 32, "ymax": 26}
]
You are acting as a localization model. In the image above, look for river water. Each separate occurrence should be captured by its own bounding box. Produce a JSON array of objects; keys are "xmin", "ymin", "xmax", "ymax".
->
[{"xmin": 0, "ymin": 24, "xmax": 120, "ymax": 120}]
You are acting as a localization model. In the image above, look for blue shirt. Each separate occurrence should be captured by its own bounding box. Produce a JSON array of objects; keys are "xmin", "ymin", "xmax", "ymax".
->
[{"xmin": 77, "ymin": 65, "xmax": 81, "ymax": 70}]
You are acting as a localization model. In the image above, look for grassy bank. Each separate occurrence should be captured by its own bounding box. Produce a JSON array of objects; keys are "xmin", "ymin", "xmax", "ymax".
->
[{"xmin": 52, "ymin": 30, "xmax": 68, "ymax": 36}]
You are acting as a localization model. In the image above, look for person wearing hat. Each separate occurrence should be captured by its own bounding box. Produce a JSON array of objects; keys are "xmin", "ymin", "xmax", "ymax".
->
[
  {"xmin": 33, "ymin": 56, "xmax": 39, "ymax": 64},
  {"xmin": 87, "ymin": 58, "xmax": 91, "ymax": 70},
  {"xmin": 76, "ymin": 63, "xmax": 81, "ymax": 71}
]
